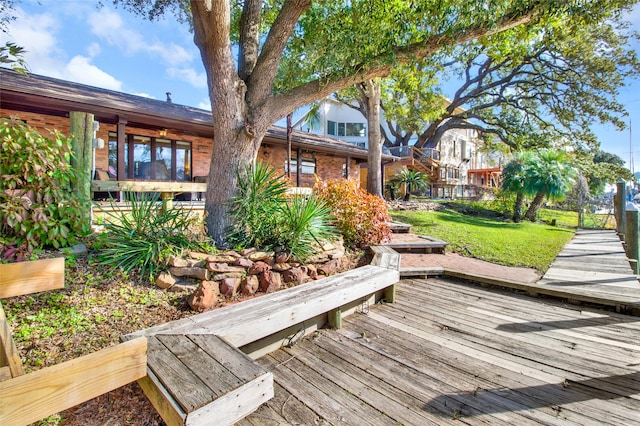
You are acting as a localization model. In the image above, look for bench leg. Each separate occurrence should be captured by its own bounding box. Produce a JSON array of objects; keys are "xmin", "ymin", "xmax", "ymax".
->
[
  {"xmin": 328, "ymin": 307, "xmax": 342, "ymax": 329},
  {"xmin": 384, "ymin": 284, "xmax": 396, "ymax": 303}
]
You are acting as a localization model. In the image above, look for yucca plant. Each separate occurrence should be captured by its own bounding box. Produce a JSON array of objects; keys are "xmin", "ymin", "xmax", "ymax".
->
[
  {"xmin": 96, "ymin": 192, "xmax": 207, "ymax": 281},
  {"xmin": 228, "ymin": 161, "xmax": 337, "ymax": 259},
  {"xmin": 273, "ymin": 195, "xmax": 337, "ymax": 261},
  {"xmin": 228, "ymin": 161, "xmax": 289, "ymax": 248}
]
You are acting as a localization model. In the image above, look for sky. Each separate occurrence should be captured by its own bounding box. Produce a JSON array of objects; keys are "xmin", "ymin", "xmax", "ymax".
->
[{"xmin": 2, "ymin": 0, "xmax": 640, "ymax": 170}]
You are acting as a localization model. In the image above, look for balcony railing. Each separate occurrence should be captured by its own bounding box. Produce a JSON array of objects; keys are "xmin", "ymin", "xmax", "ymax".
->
[{"xmin": 386, "ymin": 146, "xmax": 440, "ymax": 162}]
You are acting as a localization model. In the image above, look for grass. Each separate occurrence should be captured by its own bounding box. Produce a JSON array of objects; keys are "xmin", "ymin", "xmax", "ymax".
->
[
  {"xmin": 391, "ymin": 206, "xmax": 575, "ymax": 271},
  {"xmin": 537, "ymin": 208, "xmax": 615, "ymax": 229}
]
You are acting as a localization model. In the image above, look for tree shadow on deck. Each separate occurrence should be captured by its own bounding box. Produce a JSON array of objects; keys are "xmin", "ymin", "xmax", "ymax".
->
[{"xmin": 495, "ymin": 315, "xmax": 640, "ymax": 333}]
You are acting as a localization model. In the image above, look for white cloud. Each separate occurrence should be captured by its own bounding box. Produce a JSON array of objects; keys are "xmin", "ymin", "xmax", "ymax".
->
[
  {"xmin": 3, "ymin": 7, "xmax": 64, "ymax": 76},
  {"xmin": 86, "ymin": 42, "xmax": 101, "ymax": 58},
  {"xmin": 167, "ymin": 67, "xmax": 207, "ymax": 88},
  {"xmin": 64, "ymin": 56, "xmax": 123, "ymax": 91},
  {"xmin": 197, "ymin": 99, "xmax": 212, "ymax": 111},
  {"xmin": 133, "ymin": 92, "xmax": 155, "ymax": 99},
  {"xmin": 87, "ymin": 7, "xmax": 192, "ymax": 67}
]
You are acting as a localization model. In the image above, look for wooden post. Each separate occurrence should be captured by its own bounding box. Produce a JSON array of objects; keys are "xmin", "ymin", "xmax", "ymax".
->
[
  {"xmin": 625, "ymin": 204, "xmax": 639, "ymax": 274},
  {"xmin": 328, "ymin": 307, "xmax": 342, "ymax": 329},
  {"xmin": 616, "ymin": 179, "xmax": 626, "ymax": 240},
  {"xmin": 384, "ymin": 285, "xmax": 396, "ymax": 303},
  {"xmin": 69, "ymin": 112, "xmax": 94, "ymax": 226}
]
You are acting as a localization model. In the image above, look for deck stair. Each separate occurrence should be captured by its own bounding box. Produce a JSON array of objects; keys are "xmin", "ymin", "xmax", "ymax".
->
[
  {"xmin": 383, "ymin": 235, "xmax": 448, "ymax": 254},
  {"xmin": 388, "ymin": 221, "xmax": 412, "ymax": 233}
]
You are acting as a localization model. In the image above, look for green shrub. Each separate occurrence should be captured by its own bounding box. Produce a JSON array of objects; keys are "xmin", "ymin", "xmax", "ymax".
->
[
  {"xmin": 96, "ymin": 192, "xmax": 209, "ymax": 281},
  {"xmin": 229, "ymin": 162, "xmax": 337, "ymax": 260},
  {"xmin": 314, "ymin": 178, "xmax": 391, "ymax": 247},
  {"xmin": 0, "ymin": 118, "xmax": 90, "ymax": 261}
]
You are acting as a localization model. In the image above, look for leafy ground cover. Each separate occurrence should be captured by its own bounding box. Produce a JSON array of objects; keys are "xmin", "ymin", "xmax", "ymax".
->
[{"xmin": 391, "ymin": 205, "xmax": 575, "ymax": 271}]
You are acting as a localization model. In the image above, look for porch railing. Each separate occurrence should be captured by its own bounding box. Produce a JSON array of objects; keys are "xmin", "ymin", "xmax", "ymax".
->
[{"xmin": 386, "ymin": 146, "xmax": 440, "ymax": 162}]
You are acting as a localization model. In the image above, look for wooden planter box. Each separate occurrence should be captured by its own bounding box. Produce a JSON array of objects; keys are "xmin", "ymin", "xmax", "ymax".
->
[{"xmin": 0, "ymin": 257, "xmax": 65, "ymax": 298}]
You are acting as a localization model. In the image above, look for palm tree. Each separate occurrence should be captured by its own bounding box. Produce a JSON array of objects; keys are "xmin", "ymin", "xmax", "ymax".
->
[
  {"xmin": 523, "ymin": 149, "xmax": 577, "ymax": 221},
  {"xmin": 501, "ymin": 151, "xmax": 535, "ymax": 222},
  {"xmin": 390, "ymin": 167, "xmax": 430, "ymax": 201}
]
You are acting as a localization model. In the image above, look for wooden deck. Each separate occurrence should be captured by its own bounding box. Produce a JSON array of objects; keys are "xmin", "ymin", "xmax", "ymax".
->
[
  {"xmin": 241, "ymin": 277, "xmax": 640, "ymax": 425},
  {"xmin": 538, "ymin": 229, "xmax": 640, "ymax": 313}
]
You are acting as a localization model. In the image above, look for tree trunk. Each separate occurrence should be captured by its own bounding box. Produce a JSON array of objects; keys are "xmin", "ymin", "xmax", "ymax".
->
[
  {"xmin": 524, "ymin": 192, "xmax": 545, "ymax": 222},
  {"xmin": 286, "ymin": 113, "xmax": 292, "ymax": 180},
  {"xmin": 205, "ymin": 129, "xmax": 263, "ymax": 247},
  {"xmin": 512, "ymin": 192, "xmax": 524, "ymax": 222},
  {"xmin": 365, "ymin": 79, "xmax": 383, "ymax": 197}
]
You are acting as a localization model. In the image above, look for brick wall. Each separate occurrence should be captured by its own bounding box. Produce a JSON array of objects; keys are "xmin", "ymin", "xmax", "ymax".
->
[
  {"xmin": 258, "ymin": 144, "xmax": 360, "ymax": 187},
  {"xmin": 2, "ymin": 107, "xmax": 360, "ymax": 186}
]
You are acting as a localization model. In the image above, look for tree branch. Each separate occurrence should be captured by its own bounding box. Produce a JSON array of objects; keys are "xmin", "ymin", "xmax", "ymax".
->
[{"xmin": 238, "ymin": 0, "xmax": 263, "ymax": 80}]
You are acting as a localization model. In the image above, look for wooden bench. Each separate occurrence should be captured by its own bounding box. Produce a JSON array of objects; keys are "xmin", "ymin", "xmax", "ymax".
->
[
  {"xmin": 124, "ymin": 264, "xmax": 399, "ymax": 426},
  {"xmin": 139, "ymin": 335, "xmax": 272, "ymax": 426}
]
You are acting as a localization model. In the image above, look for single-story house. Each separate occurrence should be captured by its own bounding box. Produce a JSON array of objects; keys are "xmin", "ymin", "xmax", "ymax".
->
[{"xmin": 0, "ymin": 68, "xmax": 393, "ymax": 200}]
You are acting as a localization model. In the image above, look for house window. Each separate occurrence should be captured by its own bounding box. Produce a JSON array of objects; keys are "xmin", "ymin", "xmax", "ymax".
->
[
  {"xmin": 328, "ymin": 120, "xmax": 337, "ymax": 136},
  {"xmin": 108, "ymin": 131, "xmax": 192, "ymax": 181},
  {"xmin": 346, "ymin": 123, "xmax": 366, "ymax": 137},
  {"xmin": 327, "ymin": 120, "xmax": 366, "ymax": 137},
  {"xmin": 284, "ymin": 157, "xmax": 316, "ymax": 175}
]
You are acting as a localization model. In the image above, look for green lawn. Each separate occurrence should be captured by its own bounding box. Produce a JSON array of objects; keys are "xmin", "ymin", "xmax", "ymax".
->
[{"xmin": 391, "ymin": 207, "xmax": 575, "ymax": 272}]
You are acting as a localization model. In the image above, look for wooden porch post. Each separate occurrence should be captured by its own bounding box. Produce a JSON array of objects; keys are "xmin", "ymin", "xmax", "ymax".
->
[
  {"xmin": 117, "ymin": 118, "xmax": 127, "ymax": 180},
  {"xmin": 296, "ymin": 147, "xmax": 302, "ymax": 187},
  {"xmin": 616, "ymin": 179, "xmax": 626, "ymax": 240},
  {"xmin": 69, "ymin": 111, "xmax": 94, "ymax": 226},
  {"xmin": 625, "ymin": 204, "xmax": 639, "ymax": 274}
]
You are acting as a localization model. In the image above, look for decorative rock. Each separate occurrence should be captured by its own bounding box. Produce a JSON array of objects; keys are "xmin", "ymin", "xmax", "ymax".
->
[
  {"xmin": 259, "ymin": 270, "xmax": 282, "ymax": 293},
  {"xmin": 207, "ymin": 254, "xmax": 238, "ymax": 263},
  {"xmin": 306, "ymin": 264, "xmax": 318, "ymax": 279},
  {"xmin": 168, "ymin": 284, "xmax": 198, "ymax": 293},
  {"xmin": 275, "ymin": 251, "xmax": 290, "ymax": 264},
  {"xmin": 169, "ymin": 255, "xmax": 189, "ymax": 268},
  {"xmin": 220, "ymin": 277, "xmax": 241, "ymax": 297},
  {"xmin": 247, "ymin": 261, "xmax": 270, "ymax": 275},
  {"xmin": 282, "ymin": 267, "xmax": 306, "ymax": 285},
  {"xmin": 272, "ymin": 263, "xmax": 291, "ymax": 272},
  {"xmin": 170, "ymin": 266, "xmax": 209, "ymax": 281},
  {"xmin": 233, "ymin": 258, "xmax": 254, "ymax": 268},
  {"xmin": 248, "ymin": 251, "xmax": 274, "ymax": 261},
  {"xmin": 188, "ymin": 281, "xmax": 219, "ymax": 312},
  {"xmin": 221, "ymin": 250, "xmax": 242, "ymax": 259},
  {"xmin": 242, "ymin": 275, "xmax": 259, "ymax": 295},
  {"xmin": 206, "ymin": 263, "xmax": 245, "ymax": 273},
  {"xmin": 207, "ymin": 262, "xmax": 229, "ymax": 272},
  {"xmin": 240, "ymin": 247, "xmax": 256, "ymax": 256},
  {"xmin": 59, "ymin": 243, "xmax": 88, "ymax": 257},
  {"xmin": 318, "ymin": 259, "xmax": 339, "ymax": 276},
  {"xmin": 189, "ymin": 251, "xmax": 211, "ymax": 260},
  {"xmin": 307, "ymin": 253, "xmax": 330, "ymax": 264},
  {"xmin": 155, "ymin": 272, "xmax": 176, "ymax": 289},
  {"xmin": 212, "ymin": 272, "xmax": 245, "ymax": 281}
]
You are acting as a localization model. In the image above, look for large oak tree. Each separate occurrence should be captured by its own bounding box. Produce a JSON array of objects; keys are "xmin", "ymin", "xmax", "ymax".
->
[{"xmin": 114, "ymin": 0, "xmax": 636, "ymax": 245}]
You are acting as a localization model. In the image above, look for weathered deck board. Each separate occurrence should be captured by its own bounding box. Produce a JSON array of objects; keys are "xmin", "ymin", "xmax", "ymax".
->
[
  {"xmin": 246, "ymin": 278, "xmax": 640, "ymax": 425},
  {"xmin": 539, "ymin": 230, "xmax": 640, "ymax": 297}
]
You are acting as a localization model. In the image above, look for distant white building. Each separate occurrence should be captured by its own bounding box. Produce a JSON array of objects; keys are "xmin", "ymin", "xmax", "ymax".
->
[{"xmin": 296, "ymin": 98, "xmax": 501, "ymax": 199}]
